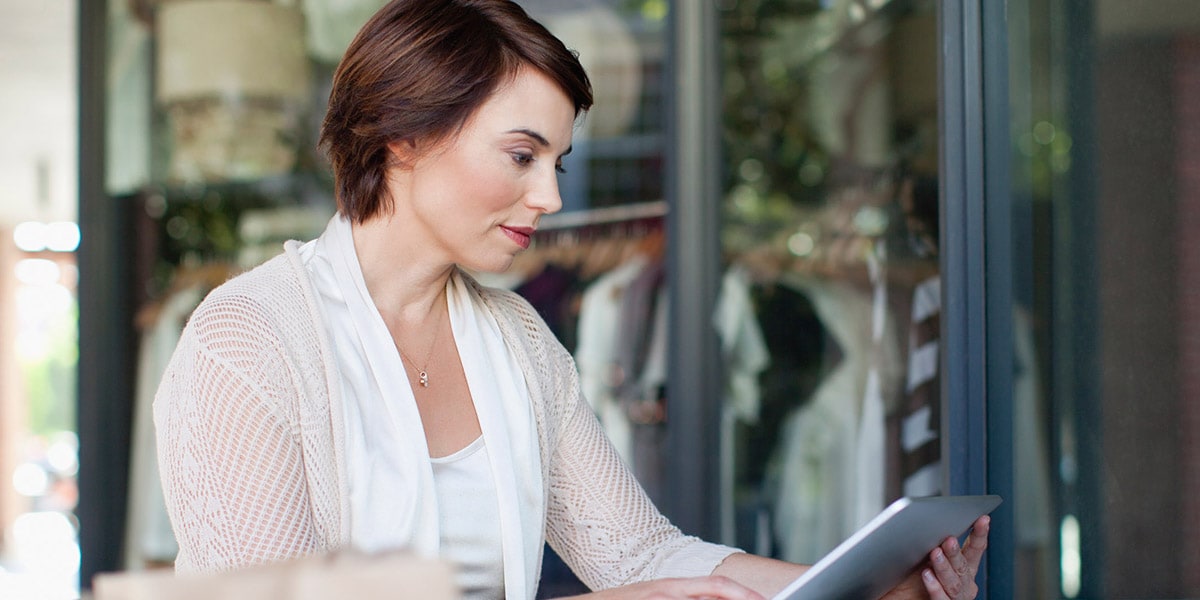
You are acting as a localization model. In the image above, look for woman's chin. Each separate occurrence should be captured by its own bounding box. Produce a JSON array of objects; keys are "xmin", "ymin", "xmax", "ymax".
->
[{"xmin": 460, "ymin": 256, "xmax": 517, "ymax": 275}]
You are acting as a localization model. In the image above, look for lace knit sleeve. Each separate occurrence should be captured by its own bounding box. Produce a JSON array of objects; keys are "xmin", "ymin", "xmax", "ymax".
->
[
  {"xmin": 536, "ymin": 312, "xmax": 742, "ymax": 589},
  {"xmin": 153, "ymin": 292, "xmax": 319, "ymax": 574}
]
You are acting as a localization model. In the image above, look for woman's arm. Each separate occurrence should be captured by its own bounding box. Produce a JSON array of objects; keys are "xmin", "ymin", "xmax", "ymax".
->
[
  {"xmin": 154, "ymin": 305, "xmax": 319, "ymax": 573},
  {"xmin": 711, "ymin": 553, "xmax": 810, "ymax": 597},
  {"xmin": 556, "ymin": 516, "xmax": 988, "ymax": 600}
]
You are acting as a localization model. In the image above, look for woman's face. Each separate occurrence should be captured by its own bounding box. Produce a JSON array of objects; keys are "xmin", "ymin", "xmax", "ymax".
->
[{"xmin": 386, "ymin": 67, "xmax": 577, "ymax": 273}]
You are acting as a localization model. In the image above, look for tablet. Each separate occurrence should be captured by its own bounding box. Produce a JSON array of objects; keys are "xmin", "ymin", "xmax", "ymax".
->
[{"xmin": 771, "ymin": 495, "xmax": 1002, "ymax": 600}]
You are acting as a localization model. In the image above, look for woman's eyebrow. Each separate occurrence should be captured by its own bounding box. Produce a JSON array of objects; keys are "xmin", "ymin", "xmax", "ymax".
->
[
  {"xmin": 507, "ymin": 127, "xmax": 549, "ymax": 146},
  {"xmin": 506, "ymin": 128, "xmax": 572, "ymax": 157}
]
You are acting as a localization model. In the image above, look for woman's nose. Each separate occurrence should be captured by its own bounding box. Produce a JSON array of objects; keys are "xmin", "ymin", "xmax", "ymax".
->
[{"xmin": 527, "ymin": 172, "xmax": 563, "ymax": 215}]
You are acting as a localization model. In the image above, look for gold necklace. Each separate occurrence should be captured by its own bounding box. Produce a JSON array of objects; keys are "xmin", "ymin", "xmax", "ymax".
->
[{"xmin": 397, "ymin": 308, "xmax": 445, "ymax": 388}]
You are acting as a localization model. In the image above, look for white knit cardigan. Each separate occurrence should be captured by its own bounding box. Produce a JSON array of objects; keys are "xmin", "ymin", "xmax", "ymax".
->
[{"xmin": 153, "ymin": 242, "xmax": 738, "ymax": 592}]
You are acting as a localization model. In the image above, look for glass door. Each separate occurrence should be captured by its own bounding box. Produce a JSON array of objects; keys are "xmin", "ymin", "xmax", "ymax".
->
[{"xmin": 1005, "ymin": 0, "xmax": 1200, "ymax": 596}]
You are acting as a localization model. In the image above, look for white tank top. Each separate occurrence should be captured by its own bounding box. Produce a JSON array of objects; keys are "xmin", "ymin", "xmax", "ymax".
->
[{"xmin": 431, "ymin": 436, "xmax": 505, "ymax": 599}]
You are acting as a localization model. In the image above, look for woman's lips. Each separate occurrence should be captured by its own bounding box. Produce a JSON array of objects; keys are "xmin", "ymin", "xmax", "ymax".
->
[{"xmin": 501, "ymin": 225, "xmax": 534, "ymax": 249}]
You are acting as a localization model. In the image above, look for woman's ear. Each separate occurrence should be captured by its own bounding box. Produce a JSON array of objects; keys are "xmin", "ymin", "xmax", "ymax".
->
[{"xmin": 387, "ymin": 138, "xmax": 422, "ymax": 168}]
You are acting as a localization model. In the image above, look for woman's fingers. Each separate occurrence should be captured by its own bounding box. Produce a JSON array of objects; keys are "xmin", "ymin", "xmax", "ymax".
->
[
  {"xmin": 930, "ymin": 546, "xmax": 966, "ymax": 598},
  {"xmin": 961, "ymin": 516, "xmax": 991, "ymax": 566},
  {"xmin": 888, "ymin": 518, "xmax": 991, "ymax": 600},
  {"xmin": 942, "ymin": 537, "xmax": 969, "ymax": 575},
  {"xmin": 921, "ymin": 568, "xmax": 951, "ymax": 600},
  {"xmin": 923, "ymin": 516, "xmax": 991, "ymax": 600}
]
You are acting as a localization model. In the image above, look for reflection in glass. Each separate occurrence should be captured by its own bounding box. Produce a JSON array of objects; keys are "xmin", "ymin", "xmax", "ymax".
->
[
  {"xmin": 1008, "ymin": 0, "xmax": 1200, "ymax": 596},
  {"xmin": 718, "ymin": 0, "xmax": 941, "ymax": 562}
]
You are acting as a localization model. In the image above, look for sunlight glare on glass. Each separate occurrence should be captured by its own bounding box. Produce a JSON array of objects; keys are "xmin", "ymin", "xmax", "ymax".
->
[
  {"xmin": 45, "ymin": 222, "xmax": 80, "ymax": 252},
  {"xmin": 46, "ymin": 435, "xmax": 79, "ymax": 477},
  {"xmin": 1060, "ymin": 514, "xmax": 1081, "ymax": 598},
  {"xmin": 14, "ymin": 283, "xmax": 75, "ymax": 363},
  {"xmin": 12, "ymin": 463, "xmax": 50, "ymax": 497},
  {"xmin": 14, "ymin": 259, "xmax": 61, "ymax": 286},
  {"xmin": 13, "ymin": 222, "xmax": 48, "ymax": 252},
  {"xmin": 11, "ymin": 511, "xmax": 81, "ymax": 598}
]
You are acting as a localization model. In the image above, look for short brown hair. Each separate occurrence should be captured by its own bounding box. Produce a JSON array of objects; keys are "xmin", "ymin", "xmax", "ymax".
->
[{"xmin": 319, "ymin": 0, "xmax": 594, "ymax": 223}]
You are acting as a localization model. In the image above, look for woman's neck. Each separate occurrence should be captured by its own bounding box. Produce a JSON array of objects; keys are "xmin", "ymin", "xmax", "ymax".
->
[{"xmin": 350, "ymin": 213, "xmax": 453, "ymax": 324}]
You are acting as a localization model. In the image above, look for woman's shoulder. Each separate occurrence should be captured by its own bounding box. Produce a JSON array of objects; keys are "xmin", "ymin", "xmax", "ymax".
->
[
  {"xmin": 208, "ymin": 246, "xmax": 304, "ymax": 297},
  {"xmin": 187, "ymin": 247, "xmax": 316, "ymax": 341}
]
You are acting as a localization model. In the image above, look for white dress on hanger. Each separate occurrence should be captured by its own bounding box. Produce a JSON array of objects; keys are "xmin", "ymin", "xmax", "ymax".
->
[
  {"xmin": 714, "ymin": 266, "xmax": 771, "ymax": 546},
  {"xmin": 770, "ymin": 274, "xmax": 901, "ymax": 564}
]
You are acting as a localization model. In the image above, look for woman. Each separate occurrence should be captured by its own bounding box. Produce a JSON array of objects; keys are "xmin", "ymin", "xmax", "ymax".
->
[{"xmin": 153, "ymin": 1, "xmax": 989, "ymax": 598}]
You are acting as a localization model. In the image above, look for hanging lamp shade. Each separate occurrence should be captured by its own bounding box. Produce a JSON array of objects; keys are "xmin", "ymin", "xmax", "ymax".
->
[
  {"xmin": 153, "ymin": 1, "xmax": 311, "ymax": 183},
  {"xmin": 156, "ymin": 1, "xmax": 310, "ymax": 104}
]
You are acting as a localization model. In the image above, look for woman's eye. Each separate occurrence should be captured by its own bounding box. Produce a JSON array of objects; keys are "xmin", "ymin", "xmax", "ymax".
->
[{"xmin": 512, "ymin": 152, "xmax": 534, "ymax": 166}]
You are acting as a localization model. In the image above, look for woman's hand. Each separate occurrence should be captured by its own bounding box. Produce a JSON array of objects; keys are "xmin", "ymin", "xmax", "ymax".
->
[
  {"xmin": 882, "ymin": 515, "xmax": 991, "ymax": 600},
  {"xmin": 557, "ymin": 576, "xmax": 766, "ymax": 600}
]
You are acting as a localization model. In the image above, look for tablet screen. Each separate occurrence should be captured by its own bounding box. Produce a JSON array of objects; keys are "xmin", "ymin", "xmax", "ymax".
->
[{"xmin": 771, "ymin": 495, "xmax": 1002, "ymax": 600}]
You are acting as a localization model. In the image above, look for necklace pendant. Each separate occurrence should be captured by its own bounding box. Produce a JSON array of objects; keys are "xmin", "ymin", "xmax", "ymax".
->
[{"xmin": 419, "ymin": 371, "xmax": 429, "ymax": 387}]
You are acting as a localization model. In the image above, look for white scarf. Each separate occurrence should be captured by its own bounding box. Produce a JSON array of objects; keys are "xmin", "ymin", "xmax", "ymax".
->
[{"xmin": 314, "ymin": 215, "xmax": 545, "ymax": 599}]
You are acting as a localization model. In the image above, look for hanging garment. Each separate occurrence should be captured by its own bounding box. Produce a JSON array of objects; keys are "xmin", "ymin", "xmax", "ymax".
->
[
  {"xmin": 742, "ymin": 282, "xmax": 830, "ymax": 555},
  {"xmin": 574, "ymin": 256, "xmax": 650, "ymax": 464},
  {"xmin": 855, "ymin": 243, "xmax": 893, "ymax": 524},
  {"xmin": 894, "ymin": 274, "xmax": 942, "ymax": 498},
  {"xmin": 613, "ymin": 260, "xmax": 668, "ymax": 504},
  {"xmin": 713, "ymin": 265, "xmax": 771, "ymax": 545},
  {"xmin": 514, "ymin": 264, "xmax": 582, "ymax": 353},
  {"xmin": 770, "ymin": 275, "xmax": 901, "ymax": 564}
]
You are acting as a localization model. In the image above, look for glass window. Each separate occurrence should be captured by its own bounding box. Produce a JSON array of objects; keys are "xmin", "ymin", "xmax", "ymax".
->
[
  {"xmin": 717, "ymin": 0, "xmax": 941, "ymax": 558},
  {"xmin": 1006, "ymin": 0, "xmax": 1200, "ymax": 596}
]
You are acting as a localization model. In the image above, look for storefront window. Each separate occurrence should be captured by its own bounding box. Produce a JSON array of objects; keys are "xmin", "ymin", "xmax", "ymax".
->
[
  {"xmin": 717, "ymin": 0, "xmax": 941, "ymax": 558},
  {"xmin": 1007, "ymin": 0, "xmax": 1200, "ymax": 596}
]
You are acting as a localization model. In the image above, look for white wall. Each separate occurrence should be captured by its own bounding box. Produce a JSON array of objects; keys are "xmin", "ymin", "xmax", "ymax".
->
[{"xmin": 0, "ymin": 0, "xmax": 77, "ymax": 226}]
